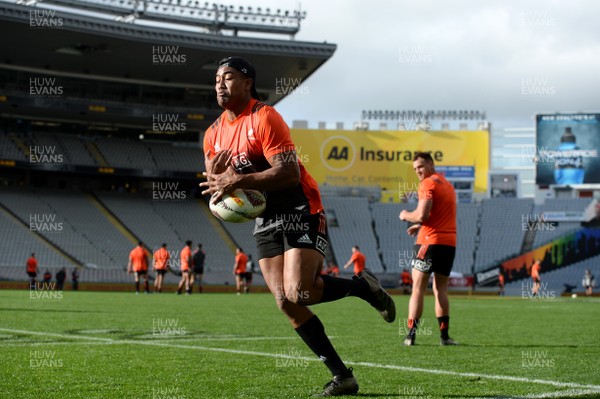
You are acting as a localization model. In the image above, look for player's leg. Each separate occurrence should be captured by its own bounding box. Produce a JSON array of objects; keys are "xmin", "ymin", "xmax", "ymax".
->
[
  {"xmin": 134, "ymin": 272, "xmax": 141, "ymax": 293},
  {"xmin": 405, "ymin": 268, "xmax": 429, "ymax": 345},
  {"xmin": 433, "ymin": 273, "xmax": 455, "ymax": 344},
  {"xmin": 244, "ymin": 273, "xmax": 250, "ymax": 293},
  {"xmin": 158, "ymin": 271, "xmax": 164, "ymax": 293},
  {"xmin": 176, "ymin": 273, "xmax": 185, "ymax": 294},
  {"xmin": 235, "ymin": 274, "xmax": 243, "ymax": 295},
  {"xmin": 261, "ymin": 253, "xmax": 358, "ymax": 396},
  {"xmin": 431, "ymin": 245, "xmax": 457, "ymax": 345},
  {"xmin": 184, "ymin": 271, "xmax": 191, "ymax": 294},
  {"xmin": 285, "ymin": 212, "xmax": 395, "ymax": 321},
  {"xmin": 197, "ymin": 273, "xmax": 203, "ymax": 293},
  {"xmin": 144, "ymin": 270, "xmax": 150, "ymax": 294}
]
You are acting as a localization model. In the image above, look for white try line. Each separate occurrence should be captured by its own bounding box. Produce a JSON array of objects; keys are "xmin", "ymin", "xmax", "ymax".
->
[{"xmin": 2, "ymin": 327, "xmax": 600, "ymax": 395}]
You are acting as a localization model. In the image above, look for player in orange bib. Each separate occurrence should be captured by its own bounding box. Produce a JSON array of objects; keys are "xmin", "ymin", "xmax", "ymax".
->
[
  {"xmin": 531, "ymin": 259, "xmax": 541, "ymax": 297},
  {"xmin": 153, "ymin": 243, "xmax": 169, "ymax": 293},
  {"xmin": 342, "ymin": 246, "xmax": 366, "ymax": 276},
  {"xmin": 200, "ymin": 56, "xmax": 396, "ymax": 396},
  {"xmin": 26, "ymin": 252, "xmax": 38, "ymax": 289},
  {"xmin": 400, "ymin": 152, "xmax": 457, "ymax": 346},
  {"xmin": 176, "ymin": 241, "xmax": 193, "ymax": 295},
  {"xmin": 128, "ymin": 241, "xmax": 149, "ymax": 294},
  {"xmin": 233, "ymin": 247, "xmax": 248, "ymax": 294}
]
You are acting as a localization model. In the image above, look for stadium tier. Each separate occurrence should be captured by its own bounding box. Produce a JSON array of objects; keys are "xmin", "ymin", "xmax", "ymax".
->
[
  {"xmin": 1, "ymin": 131, "xmax": 205, "ymax": 172},
  {"xmin": 1, "ymin": 186, "xmax": 594, "ymax": 288}
]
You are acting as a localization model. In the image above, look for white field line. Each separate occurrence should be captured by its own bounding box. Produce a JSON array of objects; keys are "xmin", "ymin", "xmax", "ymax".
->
[{"xmin": 2, "ymin": 327, "xmax": 600, "ymax": 395}]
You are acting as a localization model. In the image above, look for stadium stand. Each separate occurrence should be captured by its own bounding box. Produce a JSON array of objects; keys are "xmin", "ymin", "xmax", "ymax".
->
[
  {"xmin": 147, "ymin": 142, "xmax": 204, "ymax": 172},
  {"xmin": 0, "ymin": 131, "xmax": 27, "ymax": 161},
  {"xmin": 532, "ymin": 198, "xmax": 592, "ymax": 247},
  {"xmin": 503, "ymin": 254, "xmax": 600, "ymax": 296},
  {"xmin": 2, "ymin": 131, "xmax": 204, "ymax": 172},
  {"xmin": 0, "ymin": 207, "xmax": 70, "ymax": 269},
  {"xmin": 0, "ymin": 188, "xmax": 128, "ymax": 268},
  {"xmin": 455, "ymin": 203, "xmax": 479, "ymax": 274},
  {"xmin": 371, "ymin": 202, "xmax": 415, "ymax": 274},
  {"xmin": 55, "ymin": 134, "xmax": 98, "ymax": 167},
  {"xmin": 474, "ymin": 198, "xmax": 534, "ymax": 271},
  {"xmin": 218, "ymin": 221, "xmax": 259, "ymax": 264},
  {"xmin": 95, "ymin": 137, "xmax": 156, "ymax": 170},
  {"xmin": 323, "ymin": 197, "xmax": 384, "ymax": 273}
]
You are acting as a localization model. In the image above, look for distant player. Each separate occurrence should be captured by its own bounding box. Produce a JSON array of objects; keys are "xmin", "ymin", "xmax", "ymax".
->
[
  {"xmin": 153, "ymin": 243, "xmax": 169, "ymax": 293},
  {"xmin": 329, "ymin": 262, "xmax": 340, "ymax": 277},
  {"xmin": 244, "ymin": 254, "xmax": 255, "ymax": 293},
  {"xmin": 26, "ymin": 252, "xmax": 38, "ymax": 289},
  {"xmin": 582, "ymin": 268, "xmax": 595, "ymax": 296},
  {"xmin": 191, "ymin": 243, "xmax": 206, "ymax": 293},
  {"xmin": 233, "ymin": 247, "xmax": 248, "ymax": 295},
  {"xmin": 400, "ymin": 269, "xmax": 412, "ymax": 295},
  {"xmin": 71, "ymin": 268, "xmax": 79, "ymax": 291},
  {"xmin": 498, "ymin": 272, "xmax": 505, "ymax": 296},
  {"xmin": 400, "ymin": 152, "xmax": 458, "ymax": 346},
  {"xmin": 342, "ymin": 246, "xmax": 366, "ymax": 276},
  {"xmin": 128, "ymin": 241, "xmax": 149, "ymax": 294},
  {"xmin": 200, "ymin": 56, "xmax": 395, "ymax": 396},
  {"xmin": 531, "ymin": 259, "xmax": 541, "ymax": 297},
  {"xmin": 176, "ymin": 241, "xmax": 193, "ymax": 295}
]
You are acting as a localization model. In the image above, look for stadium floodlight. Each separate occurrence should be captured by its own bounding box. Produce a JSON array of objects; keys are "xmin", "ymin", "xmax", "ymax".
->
[
  {"xmin": 34, "ymin": 0, "xmax": 306, "ymax": 37},
  {"xmin": 361, "ymin": 109, "xmax": 488, "ymax": 123}
]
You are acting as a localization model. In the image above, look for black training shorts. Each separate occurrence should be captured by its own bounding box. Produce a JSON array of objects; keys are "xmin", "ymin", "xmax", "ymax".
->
[
  {"xmin": 411, "ymin": 244, "xmax": 456, "ymax": 276},
  {"xmin": 255, "ymin": 212, "xmax": 328, "ymax": 260}
]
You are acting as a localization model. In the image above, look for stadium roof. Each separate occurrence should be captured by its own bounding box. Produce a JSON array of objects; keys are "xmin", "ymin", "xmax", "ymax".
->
[{"xmin": 0, "ymin": 0, "xmax": 336, "ymax": 126}]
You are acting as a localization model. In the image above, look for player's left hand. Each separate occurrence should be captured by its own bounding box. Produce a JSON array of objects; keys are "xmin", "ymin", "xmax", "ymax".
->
[
  {"xmin": 200, "ymin": 165, "xmax": 241, "ymax": 202},
  {"xmin": 407, "ymin": 224, "xmax": 420, "ymax": 237}
]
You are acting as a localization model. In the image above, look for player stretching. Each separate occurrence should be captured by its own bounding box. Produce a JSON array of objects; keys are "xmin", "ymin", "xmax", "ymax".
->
[
  {"xmin": 400, "ymin": 152, "xmax": 457, "ymax": 346},
  {"xmin": 200, "ymin": 56, "xmax": 395, "ymax": 396},
  {"xmin": 128, "ymin": 242, "xmax": 149, "ymax": 294},
  {"xmin": 153, "ymin": 243, "xmax": 169, "ymax": 293}
]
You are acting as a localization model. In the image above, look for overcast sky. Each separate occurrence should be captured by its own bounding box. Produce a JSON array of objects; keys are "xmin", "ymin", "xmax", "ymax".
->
[{"xmin": 216, "ymin": 0, "xmax": 600, "ymax": 130}]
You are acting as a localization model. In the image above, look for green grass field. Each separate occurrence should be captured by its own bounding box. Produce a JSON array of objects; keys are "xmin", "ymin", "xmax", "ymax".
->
[{"xmin": 1, "ymin": 289, "xmax": 599, "ymax": 399}]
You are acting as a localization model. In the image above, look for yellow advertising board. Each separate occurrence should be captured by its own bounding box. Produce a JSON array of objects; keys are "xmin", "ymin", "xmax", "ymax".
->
[{"xmin": 290, "ymin": 129, "xmax": 489, "ymax": 195}]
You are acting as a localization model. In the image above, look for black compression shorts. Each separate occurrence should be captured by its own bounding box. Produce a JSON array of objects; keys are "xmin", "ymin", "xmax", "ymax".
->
[
  {"xmin": 411, "ymin": 244, "xmax": 456, "ymax": 276},
  {"xmin": 255, "ymin": 212, "xmax": 329, "ymax": 260}
]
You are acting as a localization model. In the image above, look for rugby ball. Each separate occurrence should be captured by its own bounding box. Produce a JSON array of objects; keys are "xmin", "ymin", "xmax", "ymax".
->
[{"xmin": 209, "ymin": 189, "xmax": 266, "ymax": 223}]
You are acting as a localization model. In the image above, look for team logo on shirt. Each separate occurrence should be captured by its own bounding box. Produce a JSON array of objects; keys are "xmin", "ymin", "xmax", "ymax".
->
[{"xmin": 232, "ymin": 152, "xmax": 253, "ymax": 172}]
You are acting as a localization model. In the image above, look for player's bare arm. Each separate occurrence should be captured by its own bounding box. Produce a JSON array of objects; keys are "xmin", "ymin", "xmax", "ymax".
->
[
  {"xmin": 200, "ymin": 150, "xmax": 300, "ymax": 199},
  {"xmin": 399, "ymin": 199, "xmax": 432, "ymax": 224}
]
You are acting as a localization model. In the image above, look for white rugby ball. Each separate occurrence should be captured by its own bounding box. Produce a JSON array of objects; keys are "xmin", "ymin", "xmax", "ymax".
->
[{"xmin": 209, "ymin": 189, "xmax": 266, "ymax": 223}]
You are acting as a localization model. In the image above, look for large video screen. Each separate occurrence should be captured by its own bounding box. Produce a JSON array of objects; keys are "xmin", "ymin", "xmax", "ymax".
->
[{"xmin": 536, "ymin": 113, "xmax": 600, "ymax": 185}]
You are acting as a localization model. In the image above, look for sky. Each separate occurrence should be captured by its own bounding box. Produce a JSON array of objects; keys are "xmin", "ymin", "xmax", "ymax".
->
[{"xmin": 214, "ymin": 0, "xmax": 600, "ymax": 130}]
